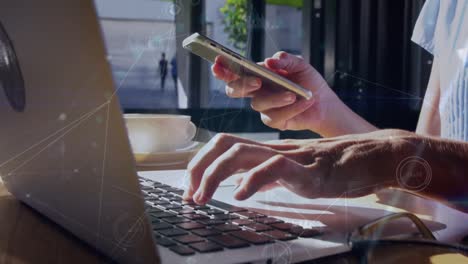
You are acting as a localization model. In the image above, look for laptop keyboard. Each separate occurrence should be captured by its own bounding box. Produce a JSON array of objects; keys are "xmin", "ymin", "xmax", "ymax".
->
[{"xmin": 140, "ymin": 178, "xmax": 323, "ymax": 256}]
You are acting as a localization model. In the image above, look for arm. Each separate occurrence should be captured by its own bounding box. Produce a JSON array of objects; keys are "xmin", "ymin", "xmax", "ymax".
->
[
  {"xmin": 316, "ymin": 99, "xmax": 378, "ymax": 137},
  {"xmin": 406, "ymin": 134, "xmax": 468, "ymax": 204},
  {"xmin": 184, "ymin": 130, "xmax": 468, "ymax": 212},
  {"xmin": 212, "ymin": 52, "xmax": 377, "ymax": 137},
  {"xmin": 416, "ymin": 58, "xmax": 441, "ymax": 136}
]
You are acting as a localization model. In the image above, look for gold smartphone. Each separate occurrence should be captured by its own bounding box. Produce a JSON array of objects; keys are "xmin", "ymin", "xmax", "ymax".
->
[{"xmin": 182, "ymin": 33, "xmax": 313, "ymax": 100}]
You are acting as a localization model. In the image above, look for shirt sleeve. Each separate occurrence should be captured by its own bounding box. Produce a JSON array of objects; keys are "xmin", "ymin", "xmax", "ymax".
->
[{"xmin": 411, "ymin": 0, "xmax": 441, "ymax": 55}]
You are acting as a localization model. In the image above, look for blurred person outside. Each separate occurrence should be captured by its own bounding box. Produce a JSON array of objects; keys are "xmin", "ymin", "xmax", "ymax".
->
[
  {"xmin": 171, "ymin": 56, "xmax": 177, "ymax": 91},
  {"xmin": 158, "ymin": 52, "xmax": 168, "ymax": 91}
]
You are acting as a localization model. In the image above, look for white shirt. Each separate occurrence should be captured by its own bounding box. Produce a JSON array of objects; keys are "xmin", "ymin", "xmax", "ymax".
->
[{"xmin": 412, "ymin": 0, "xmax": 468, "ymax": 141}]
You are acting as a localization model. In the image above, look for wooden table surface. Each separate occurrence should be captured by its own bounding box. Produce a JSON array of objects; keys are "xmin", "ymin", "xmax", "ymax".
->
[{"xmin": 0, "ymin": 181, "xmax": 108, "ymax": 264}]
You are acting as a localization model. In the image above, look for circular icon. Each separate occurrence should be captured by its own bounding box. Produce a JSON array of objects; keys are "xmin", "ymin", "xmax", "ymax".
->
[
  {"xmin": 0, "ymin": 21, "xmax": 26, "ymax": 112},
  {"xmin": 261, "ymin": 241, "xmax": 292, "ymax": 264},
  {"xmin": 112, "ymin": 212, "xmax": 147, "ymax": 249},
  {"xmin": 396, "ymin": 156, "xmax": 432, "ymax": 192}
]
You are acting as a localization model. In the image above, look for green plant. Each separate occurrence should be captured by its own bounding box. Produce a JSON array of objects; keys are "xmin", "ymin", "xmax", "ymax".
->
[{"xmin": 220, "ymin": 0, "xmax": 248, "ymax": 51}]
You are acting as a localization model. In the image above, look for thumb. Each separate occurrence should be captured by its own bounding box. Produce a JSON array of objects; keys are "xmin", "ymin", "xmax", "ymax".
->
[{"xmin": 265, "ymin": 51, "xmax": 309, "ymax": 73}]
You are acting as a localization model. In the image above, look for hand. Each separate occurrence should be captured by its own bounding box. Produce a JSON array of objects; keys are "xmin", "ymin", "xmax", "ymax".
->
[
  {"xmin": 183, "ymin": 130, "xmax": 414, "ymax": 204},
  {"xmin": 212, "ymin": 51, "xmax": 349, "ymax": 135}
]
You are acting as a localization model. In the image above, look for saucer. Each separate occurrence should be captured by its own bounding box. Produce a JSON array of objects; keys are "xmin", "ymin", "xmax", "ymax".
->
[{"xmin": 134, "ymin": 141, "xmax": 203, "ymax": 170}]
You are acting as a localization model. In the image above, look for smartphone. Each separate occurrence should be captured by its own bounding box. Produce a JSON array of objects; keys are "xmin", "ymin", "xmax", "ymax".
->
[{"xmin": 182, "ymin": 33, "xmax": 313, "ymax": 100}]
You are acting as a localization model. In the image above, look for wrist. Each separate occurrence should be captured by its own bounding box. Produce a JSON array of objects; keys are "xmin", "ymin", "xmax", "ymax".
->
[{"xmin": 311, "ymin": 99, "xmax": 378, "ymax": 137}]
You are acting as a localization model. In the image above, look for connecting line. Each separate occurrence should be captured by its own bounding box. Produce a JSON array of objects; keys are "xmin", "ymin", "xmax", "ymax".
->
[
  {"xmin": 4, "ymin": 102, "xmax": 110, "ymax": 179},
  {"xmin": 0, "ymin": 102, "xmax": 109, "ymax": 171},
  {"xmin": 96, "ymin": 104, "xmax": 111, "ymax": 246},
  {"xmin": 108, "ymin": 50, "xmax": 145, "ymax": 100},
  {"xmin": 335, "ymin": 71, "xmax": 424, "ymax": 100},
  {"xmin": 108, "ymin": 211, "xmax": 147, "ymax": 257}
]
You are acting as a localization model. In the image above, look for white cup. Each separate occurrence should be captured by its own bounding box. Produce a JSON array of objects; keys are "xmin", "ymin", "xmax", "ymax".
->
[{"xmin": 124, "ymin": 114, "xmax": 196, "ymax": 153}]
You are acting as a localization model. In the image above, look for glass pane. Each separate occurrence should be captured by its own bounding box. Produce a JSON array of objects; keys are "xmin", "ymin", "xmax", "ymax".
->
[
  {"xmin": 94, "ymin": 0, "xmax": 180, "ymax": 110},
  {"xmin": 203, "ymin": 0, "xmax": 249, "ymax": 108},
  {"xmin": 264, "ymin": 1, "xmax": 303, "ymax": 57}
]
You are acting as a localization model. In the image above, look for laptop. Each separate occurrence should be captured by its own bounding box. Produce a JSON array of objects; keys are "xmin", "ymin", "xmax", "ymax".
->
[{"xmin": 0, "ymin": 1, "xmax": 349, "ymax": 263}]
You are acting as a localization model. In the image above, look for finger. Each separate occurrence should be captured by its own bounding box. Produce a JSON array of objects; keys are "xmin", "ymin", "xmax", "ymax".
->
[
  {"xmin": 184, "ymin": 134, "xmax": 263, "ymax": 199},
  {"xmin": 265, "ymin": 51, "xmax": 310, "ymax": 74},
  {"xmin": 250, "ymin": 90, "xmax": 297, "ymax": 112},
  {"xmin": 193, "ymin": 144, "xmax": 277, "ymax": 204},
  {"xmin": 215, "ymin": 56, "xmax": 239, "ymax": 82},
  {"xmin": 211, "ymin": 61, "xmax": 239, "ymax": 83},
  {"xmin": 260, "ymin": 98, "xmax": 316, "ymax": 130},
  {"xmin": 184, "ymin": 134, "xmax": 299, "ymax": 200},
  {"xmin": 234, "ymin": 155, "xmax": 301, "ymax": 200},
  {"xmin": 258, "ymin": 182, "xmax": 282, "ymax": 192},
  {"xmin": 235, "ymin": 155, "xmax": 324, "ymax": 200},
  {"xmin": 235, "ymin": 176, "xmax": 281, "ymax": 192},
  {"xmin": 226, "ymin": 77, "xmax": 261, "ymax": 98}
]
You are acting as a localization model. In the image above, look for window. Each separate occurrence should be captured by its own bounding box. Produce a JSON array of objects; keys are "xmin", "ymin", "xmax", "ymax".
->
[
  {"xmin": 202, "ymin": 0, "xmax": 249, "ymax": 108},
  {"xmin": 94, "ymin": 0, "xmax": 180, "ymax": 110},
  {"xmin": 264, "ymin": 1, "xmax": 303, "ymax": 57}
]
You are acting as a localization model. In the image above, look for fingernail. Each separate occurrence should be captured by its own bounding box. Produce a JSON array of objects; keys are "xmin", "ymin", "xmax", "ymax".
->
[
  {"xmin": 248, "ymin": 78, "xmax": 260, "ymax": 87},
  {"xmin": 194, "ymin": 191, "xmax": 205, "ymax": 204},
  {"xmin": 283, "ymin": 94, "xmax": 296, "ymax": 103},
  {"xmin": 193, "ymin": 191, "xmax": 200, "ymax": 201},
  {"xmin": 234, "ymin": 188, "xmax": 246, "ymax": 200}
]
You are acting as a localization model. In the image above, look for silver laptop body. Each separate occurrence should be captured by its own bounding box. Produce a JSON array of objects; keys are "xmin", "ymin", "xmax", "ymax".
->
[
  {"xmin": 0, "ymin": 1, "xmax": 350, "ymax": 263},
  {"xmin": 0, "ymin": 1, "xmax": 158, "ymax": 263}
]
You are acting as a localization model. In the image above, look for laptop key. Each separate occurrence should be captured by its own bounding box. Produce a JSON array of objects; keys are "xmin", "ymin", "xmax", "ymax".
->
[
  {"xmin": 207, "ymin": 200, "xmax": 247, "ymax": 213},
  {"xmin": 163, "ymin": 216, "xmax": 190, "ymax": 224},
  {"xmin": 189, "ymin": 241, "xmax": 224, "ymax": 253},
  {"xmin": 152, "ymin": 183, "xmax": 165, "ymax": 188},
  {"xmin": 173, "ymin": 208, "xmax": 195, "ymax": 215},
  {"xmin": 150, "ymin": 211, "xmax": 176, "ymax": 219},
  {"xmin": 191, "ymin": 228, "xmax": 222, "ymax": 237},
  {"xmin": 145, "ymin": 197, "xmax": 160, "ymax": 202},
  {"xmin": 270, "ymin": 222, "xmax": 300, "ymax": 231},
  {"xmin": 197, "ymin": 219, "xmax": 226, "ymax": 226},
  {"xmin": 232, "ymin": 219, "xmax": 254, "ymax": 226},
  {"xmin": 213, "ymin": 224, "xmax": 241, "ymax": 232},
  {"xmin": 244, "ymin": 223, "xmax": 273, "ymax": 232},
  {"xmin": 173, "ymin": 234, "xmax": 205, "ymax": 244},
  {"xmin": 198, "ymin": 208, "xmax": 225, "ymax": 215},
  {"xmin": 211, "ymin": 214, "xmax": 239, "ymax": 221},
  {"xmin": 152, "ymin": 200, "xmax": 171, "ymax": 206},
  {"xmin": 152, "ymin": 222, "xmax": 173, "ymax": 231},
  {"xmin": 255, "ymin": 217, "xmax": 283, "ymax": 225},
  {"xmin": 181, "ymin": 200, "xmax": 197, "ymax": 206},
  {"xmin": 230, "ymin": 230, "xmax": 273, "ymax": 245},
  {"xmin": 159, "ymin": 204, "xmax": 183, "ymax": 210},
  {"xmin": 150, "ymin": 218, "xmax": 161, "ymax": 224},
  {"xmin": 193, "ymin": 205, "xmax": 210, "ymax": 210},
  {"xmin": 263, "ymin": 230, "xmax": 297, "ymax": 241},
  {"xmin": 235, "ymin": 211, "xmax": 266, "ymax": 219},
  {"xmin": 148, "ymin": 189, "xmax": 164, "ymax": 194},
  {"xmin": 176, "ymin": 222, "xmax": 205, "ymax": 230},
  {"xmin": 169, "ymin": 245, "xmax": 195, "ymax": 256},
  {"xmin": 209, "ymin": 234, "xmax": 250, "ymax": 249},
  {"xmin": 156, "ymin": 237, "xmax": 176, "ymax": 247},
  {"xmin": 183, "ymin": 214, "xmax": 209, "ymax": 221},
  {"xmin": 157, "ymin": 228, "xmax": 188, "ymax": 237},
  {"xmin": 289, "ymin": 227, "xmax": 323, "ymax": 238}
]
